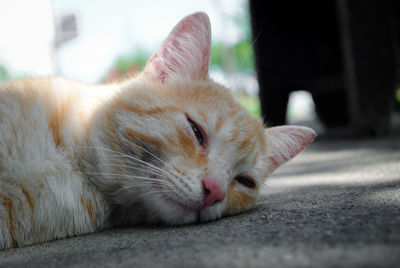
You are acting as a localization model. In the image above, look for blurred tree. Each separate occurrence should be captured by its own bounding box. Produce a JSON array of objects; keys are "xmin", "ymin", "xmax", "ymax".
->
[
  {"xmin": 210, "ymin": 2, "xmax": 254, "ymax": 73},
  {"xmin": 209, "ymin": 3, "xmax": 259, "ymax": 117},
  {"xmin": 114, "ymin": 48, "xmax": 149, "ymax": 75},
  {"xmin": 0, "ymin": 63, "xmax": 30, "ymax": 82},
  {"xmin": 103, "ymin": 48, "xmax": 150, "ymax": 82},
  {"xmin": 235, "ymin": 92, "xmax": 261, "ymax": 116},
  {"xmin": 210, "ymin": 42, "xmax": 223, "ymax": 69},
  {"xmin": 233, "ymin": 39, "xmax": 254, "ymax": 71},
  {"xmin": 0, "ymin": 64, "xmax": 11, "ymax": 82},
  {"xmin": 210, "ymin": 40, "xmax": 254, "ymax": 72}
]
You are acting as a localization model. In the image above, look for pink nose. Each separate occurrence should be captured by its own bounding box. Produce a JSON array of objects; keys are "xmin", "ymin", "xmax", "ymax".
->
[{"xmin": 202, "ymin": 178, "xmax": 225, "ymax": 207}]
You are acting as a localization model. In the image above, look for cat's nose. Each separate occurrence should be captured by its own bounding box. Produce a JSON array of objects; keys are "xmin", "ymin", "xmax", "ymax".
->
[{"xmin": 202, "ymin": 178, "xmax": 225, "ymax": 207}]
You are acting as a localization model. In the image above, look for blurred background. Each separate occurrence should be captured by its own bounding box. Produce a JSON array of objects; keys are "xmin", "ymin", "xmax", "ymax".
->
[{"xmin": 0, "ymin": 0, "xmax": 399, "ymax": 137}]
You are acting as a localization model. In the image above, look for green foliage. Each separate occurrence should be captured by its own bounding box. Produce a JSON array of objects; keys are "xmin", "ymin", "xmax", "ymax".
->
[
  {"xmin": 210, "ymin": 4, "xmax": 259, "ymax": 116},
  {"xmin": 0, "ymin": 63, "xmax": 31, "ymax": 82},
  {"xmin": 234, "ymin": 39, "xmax": 254, "ymax": 71},
  {"xmin": 0, "ymin": 64, "xmax": 11, "ymax": 82},
  {"xmin": 235, "ymin": 92, "xmax": 261, "ymax": 117},
  {"xmin": 210, "ymin": 42, "xmax": 224, "ymax": 69},
  {"xmin": 114, "ymin": 48, "xmax": 150, "ymax": 75},
  {"xmin": 210, "ymin": 40, "xmax": 254, "ymax": 72},
  {"xmin": 209, "ymin": 2, "xmax": 254, "ymax": 73}
]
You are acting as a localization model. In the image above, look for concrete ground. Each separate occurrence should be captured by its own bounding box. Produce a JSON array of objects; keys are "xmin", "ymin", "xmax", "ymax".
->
[{"xmin": 1, "ymin": 129, "xmax": 400, "ymax": 267}]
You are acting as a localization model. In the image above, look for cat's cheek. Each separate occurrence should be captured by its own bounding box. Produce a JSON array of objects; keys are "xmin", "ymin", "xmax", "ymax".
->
[{"xmin": 219, "ymin": 182, "xmax": 259, "ymax": 216}]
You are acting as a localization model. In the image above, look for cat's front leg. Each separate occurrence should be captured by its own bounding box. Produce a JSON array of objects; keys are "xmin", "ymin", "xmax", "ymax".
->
[
  {"xmin": 0, "ymin": 180, "xmax": 37, "ymax": 250},
  {"xmin": 0, "ymin": 174, "xmax": 107, "ymax": 251}
]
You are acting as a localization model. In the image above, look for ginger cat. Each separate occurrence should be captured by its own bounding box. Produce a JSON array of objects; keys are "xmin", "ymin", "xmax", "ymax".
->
[{"xmin": 0, "ymin": 12, "xmax": 315, "ymax": 250}]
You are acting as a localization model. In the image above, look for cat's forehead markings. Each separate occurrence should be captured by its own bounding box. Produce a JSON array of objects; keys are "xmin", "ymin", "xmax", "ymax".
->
[
  {"xmin": 237, "ymin": 138, "xmax": 254, "ymax": 154},
  {"xmin": 251, "ymin": 152, "xmax": 260, "ymax": 167},
  {"xmin": 230, "ymin": 127, "xmax": 241, "ymax": 143},
  {"xmin": 232, "ymin": 158, "xmax": 244, "ymax": 171},
  {"xmin": 197, "ymin": 108, "xmax": 208, "ymax": 123},
  {"xmin": 228, "ymin": 105, "xmax": 241, "ymax": 120},
  {"xmin": 215, "ymin": 119, "xmax": 243, "ymax": 157},
  {"xmin": 215, "ymin": 115, "xmax": 224, "ymax": 133},
  {"xmin": 115, "ymin": 98, "xmax": 180, "ymax": 116},
  {"xmin": 231, "ymin": 146, "xmax": 256, "ymax": 171}
]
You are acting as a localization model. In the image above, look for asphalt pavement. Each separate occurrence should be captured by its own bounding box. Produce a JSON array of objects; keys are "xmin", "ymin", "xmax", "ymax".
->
[{"xmin": 1, "ymin": 129, "xmax": 399, "ymax": 268}]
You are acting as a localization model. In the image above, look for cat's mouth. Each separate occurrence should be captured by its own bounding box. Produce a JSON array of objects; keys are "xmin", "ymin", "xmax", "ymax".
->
[
  {"xmin": 163, "ymin": 196, "xmax": 202, "ymax": 223},
  {"xmin": 164, "ymin": 196, "xmax": 199, "ymax": 212}
]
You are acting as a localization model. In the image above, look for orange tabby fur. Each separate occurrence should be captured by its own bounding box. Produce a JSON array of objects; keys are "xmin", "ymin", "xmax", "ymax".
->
[{"xmin": 0, "ymin": 12, "xmax": 315, "ymax": 250}]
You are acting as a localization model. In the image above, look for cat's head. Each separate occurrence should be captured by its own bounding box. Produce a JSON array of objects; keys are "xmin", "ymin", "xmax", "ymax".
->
[{"xmin": 89, "ymin": 12, "xmax": 315, "ymax": 225}]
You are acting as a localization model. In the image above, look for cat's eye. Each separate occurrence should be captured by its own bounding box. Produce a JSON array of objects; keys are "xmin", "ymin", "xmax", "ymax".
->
[
  {"xmin": 234, "ymin": 176, "xmax": 256, "ymax": 189},
  {"xmin": 187, "ymin": 116, "xmax": 206, "ymax": 147}
]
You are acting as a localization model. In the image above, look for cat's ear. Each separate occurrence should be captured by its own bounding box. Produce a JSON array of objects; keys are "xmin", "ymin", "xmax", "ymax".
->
[
  {"xmin": 264, "ymin": 126, "xmax": 316, "ymax": 173},
  {"xmin": 144, "ymin": 12, "xmax": 211, "ymax": 83}
]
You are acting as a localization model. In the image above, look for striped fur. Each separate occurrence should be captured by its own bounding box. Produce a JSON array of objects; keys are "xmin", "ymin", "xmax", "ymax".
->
[{"xmin": 0, "ymin": 12, "xmax": 315, "ymax": 250}]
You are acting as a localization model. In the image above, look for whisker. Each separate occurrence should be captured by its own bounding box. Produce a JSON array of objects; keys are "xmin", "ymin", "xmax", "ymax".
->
[
  {"xmin": 82, "ymin": 146, "xmax": 173, "ymax": 178},
  {"xmin": 121, "ymin": 136, "xmax": 169, "ymax": 166},
  {"xmin": 80, "ymin": 145, "xmax": 187, "ymax": 194},
  {"xmin": 102, "ymin": 158, "xmax": 172, "ymax": 176},
  {"xmin": 107, "ymin": 139, "xmax": 189, "ymax": 183},
  {"xmin": 85, "ymin": 172, "xmax": 171, "ymax": 186},
  {"xmin": 85, "ymin": 171, "xmax": 162, "ymax": 180},
  {"xmin": 112, "ymin": 182, "xmax": 172, "ymax": 194},
  {"xmin": 112, "ymin": 188, "xmax": 173, "ymax": 205},
  {"xmin": 88, "ymin": 163, "xmax": 167, "ymax": 178}
]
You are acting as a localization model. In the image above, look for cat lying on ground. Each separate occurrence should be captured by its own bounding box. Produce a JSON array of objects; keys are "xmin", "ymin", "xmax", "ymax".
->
[{"xmin": 0, "ymin": 12, "xmax": 315, "ymax": 250}]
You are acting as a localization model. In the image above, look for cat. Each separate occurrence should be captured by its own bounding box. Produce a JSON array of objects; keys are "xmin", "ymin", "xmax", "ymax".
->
[{"xmin": 0, "ymin": 12, "xmax": 315, "ymax": 250}]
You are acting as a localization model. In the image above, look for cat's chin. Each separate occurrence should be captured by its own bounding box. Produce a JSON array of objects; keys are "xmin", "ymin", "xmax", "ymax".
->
[
  {"xmin": 144, "ymin": 195, "xmax": 218, "ymax": 225},
  {"xmin": 198, "ymin": 205, "xmax": 223, "ymax": 223},
  {"xmin": 152, "ymin": 195, "xmax": 223, "ymax": 225},
  {"xmin": 164, "ymin": 198, "xmax": 200, "ymax": 224},
  {"xmin": 140, "ymin": 194, "xmax": 197, "ymax": 225}
]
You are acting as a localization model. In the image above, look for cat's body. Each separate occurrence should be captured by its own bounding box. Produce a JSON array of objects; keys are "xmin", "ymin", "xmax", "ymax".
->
[
  {"xmin": 0, "ymin": 13, "xmax": 315, "ymax": 250},
  {"xmin": 0, "ymin": 77, "xmax": 113, "ymax": 248}
]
